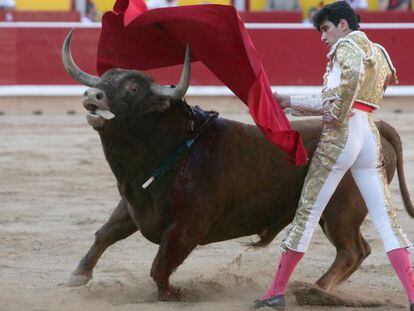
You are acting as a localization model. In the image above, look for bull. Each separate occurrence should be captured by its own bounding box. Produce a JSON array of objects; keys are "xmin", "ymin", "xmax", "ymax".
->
[{"xmin": 62, "ymin": 31, "xmax": 414, "ymax": 301}]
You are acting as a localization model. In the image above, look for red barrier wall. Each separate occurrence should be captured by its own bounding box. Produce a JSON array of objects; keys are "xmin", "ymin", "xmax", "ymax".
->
[
  {"xmin": 238, "ymin": 11, "xmax": 414, "ymax": 23},
  {"xmin": 358, "ymin": 11, "xmax": 414, "ymax": 23},
  {"xmin": 1, "ymin": 10, "xmax": 413, "ymax": 23},
  {"xmin": 238, "ymin": 11, "xmax": 302, "ymax": 23},
  {"xmin": 0, "ymin": 25, "xmax": 413, "ymax": 86}
]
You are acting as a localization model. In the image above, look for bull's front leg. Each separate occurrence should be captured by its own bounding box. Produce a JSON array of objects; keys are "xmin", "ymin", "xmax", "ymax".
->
[
  {"xmin": 150, "ymin": 219, "xmax": 207, "ymax": 301},
  {"xmin": 67, "ymin": 198, "xmax": 138, "ymax": 286}
]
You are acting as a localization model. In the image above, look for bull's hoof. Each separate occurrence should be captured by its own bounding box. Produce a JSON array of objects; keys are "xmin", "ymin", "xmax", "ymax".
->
[
  {"xmin": 66, "ymin": 271, "xmax": 92, "ymax": 287},
  {"xmin": 159, "ymin": 287, "xmax": 182, "ymax": 301}
]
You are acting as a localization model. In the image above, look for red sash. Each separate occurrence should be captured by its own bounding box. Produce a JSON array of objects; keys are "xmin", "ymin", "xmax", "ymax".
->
[{"xmin": 353, "ymin": 101, "xmax": 375, "ymax": 113}]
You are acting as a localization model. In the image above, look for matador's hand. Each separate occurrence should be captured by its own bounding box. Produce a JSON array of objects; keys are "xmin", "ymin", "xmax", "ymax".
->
[
  {"xmin": 274, "ymin": 93, "xmax": 291, "ymax": 110},
  {"xmin": 322, "ymin": 100, "xmax": 355, "ymax": 127},
  {"xmin": 322, "ymin": 112, "xmax": 336, "ymax": 124},
  {"xmin": 322, "ymin": 112, "xmax": 355, "ymax": 127}
]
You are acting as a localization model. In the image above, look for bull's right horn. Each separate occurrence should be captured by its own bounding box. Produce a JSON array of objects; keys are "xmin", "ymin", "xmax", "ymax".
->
[
  {"xmin": 150, "ymin": 44, "xmax": 191, "ymax": 100},
  {"xmin": 62, "ymin": 29, "xmax": 100, "ymax": 87}
]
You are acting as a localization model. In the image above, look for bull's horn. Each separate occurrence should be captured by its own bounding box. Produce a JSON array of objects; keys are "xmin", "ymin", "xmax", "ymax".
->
[
  {"xmin": 62, "ymin": 29, "xmax": 100, "ymax": 87},
  {"xmin": 151, "ymin": 44, "xmax": 191, "ymax": 100}
]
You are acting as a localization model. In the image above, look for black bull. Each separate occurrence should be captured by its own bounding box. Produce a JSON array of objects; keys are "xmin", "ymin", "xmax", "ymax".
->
[
  {"xmin": 67, "ymin": 116, "xmax": 413, "ymax": 299},
  {"xmin": 62, "ymin": 32, "xmax": 414, "ymax": 301}
]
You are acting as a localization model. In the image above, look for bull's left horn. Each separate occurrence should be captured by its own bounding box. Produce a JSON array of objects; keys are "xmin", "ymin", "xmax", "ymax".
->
[
  {"xmin": 62, "ymin": 29, "xmax": 101, "ymax": 87},
  {"xmin": 151, "ymin": 44, "xmax": 191, "ymax": 100}
]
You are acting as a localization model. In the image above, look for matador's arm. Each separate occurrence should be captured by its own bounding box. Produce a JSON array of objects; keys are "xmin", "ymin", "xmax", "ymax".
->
[
  {"xmin": 289, "ymin": 94, "xmax": 324, "ymax": 117},
  {"xmin": 329, "ymin": 41, "xmax": 364, "ymax": 124}
]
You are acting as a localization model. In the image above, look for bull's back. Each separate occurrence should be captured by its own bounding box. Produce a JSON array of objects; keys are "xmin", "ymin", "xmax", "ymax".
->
[
  {"xmin": 199, "ymin": 118, "xmax": 323, "ymax": 243},
  {"xmin": 201, "ymin": 117, "xmax": 398, "ymax": 244}
]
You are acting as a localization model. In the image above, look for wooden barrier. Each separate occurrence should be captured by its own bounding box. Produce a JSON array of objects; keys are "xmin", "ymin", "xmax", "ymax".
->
[{"xmin": 0, "ymin": 23, "xmax": 413, "ymax": 86}]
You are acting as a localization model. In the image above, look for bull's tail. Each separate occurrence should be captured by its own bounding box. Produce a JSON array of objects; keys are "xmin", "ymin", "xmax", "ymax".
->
[{"xmin": 378, "ymin": 121, "xmax": 414, "ymax": 217}]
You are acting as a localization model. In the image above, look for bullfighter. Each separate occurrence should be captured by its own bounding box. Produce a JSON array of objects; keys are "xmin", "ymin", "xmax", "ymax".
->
[{"xmin": 253, "ymin": 2, "xmax": 414, "ymax": 310}]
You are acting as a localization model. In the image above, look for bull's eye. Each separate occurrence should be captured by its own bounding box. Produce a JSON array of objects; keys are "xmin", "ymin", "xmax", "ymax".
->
[{"xmin": 131, "ymin": 87, "xmax": 137, "ymax": 93}]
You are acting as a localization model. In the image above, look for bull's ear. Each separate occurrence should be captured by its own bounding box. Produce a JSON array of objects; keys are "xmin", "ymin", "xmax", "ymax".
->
[{"xmin": 148, "ymin": 94, "xmax": 171, "ymax": 112}]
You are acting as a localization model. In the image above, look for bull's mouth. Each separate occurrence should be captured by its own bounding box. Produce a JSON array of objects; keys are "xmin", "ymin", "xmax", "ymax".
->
[{"xmin": 83, "ymin": 101, "xmax": 115, "ymax": 129}]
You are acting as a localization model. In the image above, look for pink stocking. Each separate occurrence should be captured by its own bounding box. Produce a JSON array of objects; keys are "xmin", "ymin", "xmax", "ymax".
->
[
  {"xmin": 387, "ymin": 248, "xmax": 414, "ymax": 303},
  {"xmin": 261, "ymin": 249, "xmax": 305, "ymax": 300}
]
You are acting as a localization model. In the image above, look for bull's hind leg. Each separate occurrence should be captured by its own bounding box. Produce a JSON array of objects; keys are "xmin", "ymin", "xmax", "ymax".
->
[
  {"xmin": 67, "ymin": 198, "xmax": 138, "ymax": 287},
  {"xmin": 316, "ymin": 189, "xmax": 371, "ymax": 291}
]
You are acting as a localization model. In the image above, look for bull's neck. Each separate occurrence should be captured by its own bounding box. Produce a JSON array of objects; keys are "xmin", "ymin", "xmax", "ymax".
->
[{"xmin": 98, "ymin": 107, "xmax": 191, "ymax": 184}]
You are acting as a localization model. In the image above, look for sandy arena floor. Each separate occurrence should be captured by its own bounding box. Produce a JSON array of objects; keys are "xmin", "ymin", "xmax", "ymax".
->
[{"xmin": 1, "ymin": 96, "xmax": 414, "ymax": 310}]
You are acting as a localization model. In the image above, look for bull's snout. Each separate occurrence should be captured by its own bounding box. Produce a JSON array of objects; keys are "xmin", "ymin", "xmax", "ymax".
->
[
  {"xmin": 82, "ymin": 88, "xmax": 107, "ymax": 110},
  {"xmin": 82, "ymin": 87, "xmax": 115, "ymax": 129}
]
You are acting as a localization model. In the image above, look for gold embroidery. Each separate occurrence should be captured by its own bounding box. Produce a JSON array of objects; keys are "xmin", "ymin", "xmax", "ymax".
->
[
  {"xmin": 291, "ymin": 32, "xmax": 396, "ymax": 119},
  {"xmin": 356, "ymin": 44, "xmax": 392, "ymax": 107},
  {"xmin": 322, "ymin": 32, "xmax": 394, "ymax": 120},
  {"xmin": 323, "ymin": 41, "xmax": 364, "ymax": 124},
  {"xmin": 281, "ymin": 123, "xmax": 349, "ymax": 251}
]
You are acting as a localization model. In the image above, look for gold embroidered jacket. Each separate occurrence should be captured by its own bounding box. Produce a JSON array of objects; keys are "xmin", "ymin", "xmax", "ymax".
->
[{"xmin": 290, "ymin": 31, "xmax": 397, "ymax": 124}]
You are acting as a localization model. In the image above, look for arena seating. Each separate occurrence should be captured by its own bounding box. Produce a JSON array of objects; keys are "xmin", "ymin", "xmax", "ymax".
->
[
  {"xmin": 3, "ymin": 0, "xmax": 413, "ymax": 23},
  {"xmin": 0, "ymin": 11, "xmax": 80, "ymax": 22}
]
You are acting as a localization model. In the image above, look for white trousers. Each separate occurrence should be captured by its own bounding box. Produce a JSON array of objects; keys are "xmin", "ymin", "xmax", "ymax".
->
[{"xmin": 282, "ymin": 109, "xmax": 411, "ymax": 253}]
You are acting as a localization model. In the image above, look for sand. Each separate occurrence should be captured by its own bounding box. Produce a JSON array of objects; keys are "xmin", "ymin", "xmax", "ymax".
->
[{"xmin": 1, "ymin": 96, "xmax": 413, "ymax": 310}]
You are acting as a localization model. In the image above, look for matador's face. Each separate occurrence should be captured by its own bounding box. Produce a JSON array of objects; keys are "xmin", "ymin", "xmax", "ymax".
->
[{"xmin": 319, "ymin": 19, "xmax": 350, "ymax": 49}]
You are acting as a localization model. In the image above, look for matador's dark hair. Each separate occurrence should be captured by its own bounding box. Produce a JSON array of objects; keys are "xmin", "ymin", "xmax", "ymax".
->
[{"xmin": 312, "ymin": 1, "xmax": 360, "ymax": 32}]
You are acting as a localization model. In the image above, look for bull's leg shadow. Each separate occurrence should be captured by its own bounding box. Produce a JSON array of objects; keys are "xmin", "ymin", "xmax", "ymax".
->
[
  {"xmin": 315, "ymin": 191, "xmax": 371, "ymax": 291},
  {"xmin": 66, "ymin": 198, "xmax": 138, "ymax": 287}
]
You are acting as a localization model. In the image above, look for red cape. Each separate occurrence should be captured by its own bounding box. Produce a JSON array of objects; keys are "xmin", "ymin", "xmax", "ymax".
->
[{"xmin": 97, "ymin": 1, "xmax": 308, "ymax": 165}]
